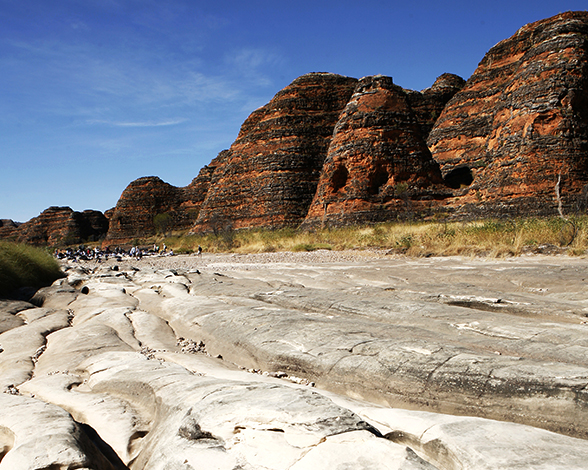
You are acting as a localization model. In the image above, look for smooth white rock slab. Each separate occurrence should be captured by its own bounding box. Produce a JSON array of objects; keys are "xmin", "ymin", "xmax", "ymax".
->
[{"xmin": 3, "ymin": 256, "xmax": 588, "ymax": 469}]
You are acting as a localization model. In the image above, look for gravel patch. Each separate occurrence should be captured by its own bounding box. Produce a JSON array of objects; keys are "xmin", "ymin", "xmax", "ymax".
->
[{"xmin": 61, "ymin": 249, "xmax": 391, "ymax": 272}]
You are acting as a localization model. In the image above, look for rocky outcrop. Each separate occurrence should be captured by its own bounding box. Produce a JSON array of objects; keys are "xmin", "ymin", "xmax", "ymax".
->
[
  {"xmin": 406, "ymin": 73, "xmax": 467, "ymax": 138},
  {"xmin": 102, "ymin": 156, "xmax": 233, "ymax": 246},
  {"xmin": 12, "ymin": 12, "xmax": 588, "ymax": 243},
  {"xmin": 428, "ymin": 11, "xmax": 588, "ymax": 217},
  {"xmin": 180, "ymin": 150, "xmax": 230, "ymax": 220},
  {"xmin": 303, "ymin": 75, "xmax": 452, "ymax": 227},
  {"xmin": 0, "ymin": 220, "xmax": 19, "ymax": 241},
  {"xmin": 2, "ymin": 254, "xmax": 588, "ymax": 468},
  {"xmin": 15, "ymin": 207, "xmax": 108, "ymax": 247},
  {"xmin": 103, "ymin": 176, "xmax": 202, "ymax": 247},
  {"xmin": 189, "ymin": 73, "xmax": 358, "ymax": 233}
]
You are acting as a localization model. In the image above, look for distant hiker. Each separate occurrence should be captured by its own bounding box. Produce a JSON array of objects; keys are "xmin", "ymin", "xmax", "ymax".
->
[{"xmin": 197, "ymin": 245, "xmax": 202, "ymax": 256}]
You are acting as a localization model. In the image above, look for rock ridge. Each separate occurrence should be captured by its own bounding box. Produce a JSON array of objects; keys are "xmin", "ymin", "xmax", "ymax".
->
[
  {"xmin": 4, "ymin": 11, "xmax": 588, "ymax": 244},
  {"xmin": 302, "ymin": 74, "xmax": 453, "ymax": 227},
  {"xmin": 428, "ymin": 11, "xmax": 588, "ymax": 217},
  {"xmin": 189, "ymin": 72, "xmax": 359, "ymax": 233},
  {"xmin": 14, "ymin": 207, "xmax": 109, "ymax": 247}
]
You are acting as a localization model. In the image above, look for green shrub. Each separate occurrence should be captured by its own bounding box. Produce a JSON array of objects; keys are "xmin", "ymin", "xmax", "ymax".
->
[
  {"xmin": 292, "ymin": 243, "xmax": 333, "ymax": 252},
  {"xmin": 0, "ymin": 242, "xmax": 64, "ymax": 298},
  {"xmin": 154, "ymin": 212, "xmax": 173, "ymax": 235}
]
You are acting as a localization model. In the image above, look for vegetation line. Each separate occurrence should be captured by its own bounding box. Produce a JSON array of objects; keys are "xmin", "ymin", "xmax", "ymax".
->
[{"xmin": 145, "ymin": 216, "xmax": 588, "ymax": 258}]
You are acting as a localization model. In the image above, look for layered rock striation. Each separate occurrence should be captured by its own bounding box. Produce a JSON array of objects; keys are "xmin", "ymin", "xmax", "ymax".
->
[
  {"xmin": 14, "ymin": 207, "xmax": 108, "ymax": 246},
  {"xmin": 0, "ymin": 219, "xmax": 19, "ymax": 241},
  {"xmin": 303, "ymin": 75, "xmax": 453, "ymax": 227},
  {"xmin": 9, "ymin": 12, "xmax": 588, "ymax": 244},
  {"xmin": 102, "ymin": 174, "xmax": 212, "ymax": 247},
  {"xmin": 428, "ymin": 11, "xmax": 588, "ymax": 217},
  {"xmin": 406, "ymin": 73, "xmax": 467, "ymax": 140},
  {"xmin": 96, "ymin": 71, "xmax": 464, "ymax": 240},
  {"xmin": 190, "ymin": 72, "xmax": 466, "ymax": 232},
  {"xmin": 99, "ymin": 71, "xmax": 462, "ymax": 242},
  {"xmin": 189, "ymin": 73, "xmax": 359, "ymax": 233}
]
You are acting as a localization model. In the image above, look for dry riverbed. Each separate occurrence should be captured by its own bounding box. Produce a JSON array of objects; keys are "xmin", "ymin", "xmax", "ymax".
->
[{"xmin": 1, "ymin": 251, "xmax": 588, "ymax": 469}]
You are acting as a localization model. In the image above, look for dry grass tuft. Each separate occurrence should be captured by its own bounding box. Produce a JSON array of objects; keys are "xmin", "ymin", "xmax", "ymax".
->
[{"xmin": 0, "ymin": 242, "xmax": 64, "ymax": 297}]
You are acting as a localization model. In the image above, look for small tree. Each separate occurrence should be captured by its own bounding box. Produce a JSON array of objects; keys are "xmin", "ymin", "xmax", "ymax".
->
[{"xmin": 154, "ymin": 213, "xmax": 173, "ymax": 237}]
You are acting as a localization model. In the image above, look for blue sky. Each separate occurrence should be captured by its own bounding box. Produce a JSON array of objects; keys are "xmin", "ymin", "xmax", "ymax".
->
[{"xmin": 1, "ymin": 0, "xmax": 586, "ymax": 222}]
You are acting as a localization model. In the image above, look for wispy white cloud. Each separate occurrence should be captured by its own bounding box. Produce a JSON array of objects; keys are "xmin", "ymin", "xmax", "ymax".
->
[
  {"xmin": 224, "ymin": 47, "xmax": 285, "ymax": 87},
  {"xmin": 87, "ymin": 118, "xmax": 189, "ymax": 127},
  {"xmin": 227, "ymin": 47, "xmax": 283, "ymax": 71},
  {"xmin": 5, "ymin": 35, "xmax": 280, "ymax": 106}
]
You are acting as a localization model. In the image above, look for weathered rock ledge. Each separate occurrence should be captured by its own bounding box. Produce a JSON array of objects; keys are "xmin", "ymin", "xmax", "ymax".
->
[{"xmin": 1, "ymin": 253, "xmax": 587, "ymax": 469}]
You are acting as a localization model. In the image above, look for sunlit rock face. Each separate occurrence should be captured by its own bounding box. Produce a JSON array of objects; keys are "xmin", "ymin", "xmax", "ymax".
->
[
  {"xmin": 16, "ymin": 12, "xmax": 588, "ymax": 244},
  {"xmin": 189, "ymin": 72, "xmax": 359, "ymax": 233},
  {"xmin": 102, "ymin": 175, "xmax": 211, "ymax": 247},
  {"xmin": 303, "ymin": 75, "xmax": 452, "ymax": 227},
  {"xmin": 14, "ymin": 206, "xmax": 108, "ymax": 246},
  {"xmin": 103, "ymin": 177, "xmax": 185, "ymax": 246},
  {"xmin": 428, "ymin": 11, "xmax": 588, "ymax": 217},
  {"xmin": 182, "ymin": 150, "xmax": 230, "ymax": 222}
]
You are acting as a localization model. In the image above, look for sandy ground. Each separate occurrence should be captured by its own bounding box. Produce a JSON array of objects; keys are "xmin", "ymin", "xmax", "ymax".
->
[{"xmin": 62, "ymin": 249, "xmax": 391, "ymax": 271}]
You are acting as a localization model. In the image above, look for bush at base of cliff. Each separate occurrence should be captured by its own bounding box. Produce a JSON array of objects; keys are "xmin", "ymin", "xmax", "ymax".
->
[{"xmin": 0, "ymin": 242, "xmax": 64, "ymax": 298}]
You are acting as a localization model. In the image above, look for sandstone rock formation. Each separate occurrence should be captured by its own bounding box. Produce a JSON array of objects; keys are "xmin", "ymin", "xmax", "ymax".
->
[
  {"xmin": 183, "ymin": 150, "xmax": 230, "ymax": 216},
  {"xmin": 104, "ymin": 177, "xmax": 186, "ymax": 246},
  {"xmin": 0, "ymin": 220, "xmax": 19, "ymax": 241},
  {"xmin": 10, "ymin": 11, "xmax": 588, "ymax": 243},
  {"xmin": 406, "ymin": 73, "xmax": 467, "ymax": 139},
  {"xmin": 189, "ymin": 73, "xmax": 359, "ymax": 233},
  {"xmin": 303, "ymin": 75, "xmax": 452, "ymax": 227},
  {"xmin": 1, "ymin": 253, "xmax": 588, "ymax": 468},
  {"xmin": 428, "ymin": 11, "xmax": 588, "ymax": 217},
  {"xmin": 103, "ymin": 176, "xmax": 197, "ymax": 247},
  {"xmin": 14, "ymin": 207, "xmax": 108, "ymax": 246}
]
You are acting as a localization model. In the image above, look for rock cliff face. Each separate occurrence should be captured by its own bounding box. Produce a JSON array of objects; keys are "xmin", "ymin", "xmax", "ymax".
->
[
  {"xmin": 15, "ymin": 207, "xmax": 108, "ymax": 246},
  {"xmin": 303, "ymin": 75, "xmax": 452, "ymax": 227},
  {"xmin": 406, "ymin": 73, "xmax": 467, "ymax": 139},
  {"xmin": 0, "ymin": 219, "xmax": 19, "ymax": 240},
  {"xmin": 428, "ymin": 11, "xmax": 588, "ymax": 217},
  {"xmin": 10, "ymin": 12, "xmax": 588, "ymax": 245},
  {"xmin": 182, "ymin": 150, "xmax": 231, "ymax": 218},
  {"xmin": 189, "ymin": 73, "xmax": 359, "ymax": 233},
  {"xmin": 103, "ymin": 176, "xmax": 199, "ymax": 246}
]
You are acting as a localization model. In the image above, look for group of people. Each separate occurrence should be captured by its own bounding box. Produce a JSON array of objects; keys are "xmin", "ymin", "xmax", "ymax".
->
[
  {"xmin": 54, "ymin": 244, "xmax": 176, "ymax": 262},
  {"xmin": 54, "ymin": 244, "xmax": 204, "ymax": 262}
]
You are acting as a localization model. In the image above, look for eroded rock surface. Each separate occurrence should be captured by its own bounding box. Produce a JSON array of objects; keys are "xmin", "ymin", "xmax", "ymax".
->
[
  {"xmin": 406, "ymin": 73, "xmax": 467, "ymax": 139},
  {"xmin": 1, "ymin": 253, "xmax": 587, "ymax": 469},
  {"xmin": 428, "ymin": 11, "xmax": 588, "ymax": 217},
  {"xmin": 303, "ymin": 75, "xmax": 451, "ymax": 227},
  {"xmin": 13, "ymin": 206, "xmax": 108, "ymax": 246},
  {"xmin": 103, "ymin": 176, "xmax": 206, "ymax": 247},
  {"xmin": 8, "ymin": 13, "xmax": 588, "ymax": 241},
  {"xmin": 190, "ymin": 73, "xmax": 358, "ymax": 233},
  {"xmin": 0, "ymin": 219, "xmax": 19, "ymax": 241}
]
